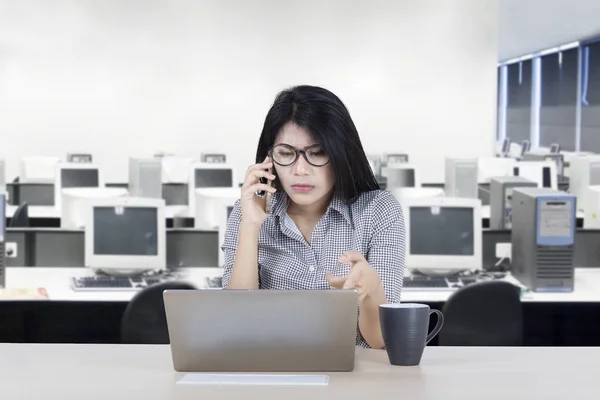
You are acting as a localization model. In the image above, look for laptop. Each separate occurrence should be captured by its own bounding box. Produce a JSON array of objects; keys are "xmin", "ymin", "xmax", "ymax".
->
[{"xmin": 163, "ymin": 289, "xmax": 359, "ymax": 372}]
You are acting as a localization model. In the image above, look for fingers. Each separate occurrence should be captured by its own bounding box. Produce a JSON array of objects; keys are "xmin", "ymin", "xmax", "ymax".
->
[
  {"xmin": 245, "ymin": 183, "xmax": 276, "ymax": 195},
  {"xmin": 245, "ymin": 158, "xmax": 273, "ymax": 179},
  {"xmin": 326, "ymin": 271, "xmax": 346, "ymax": 288},
  {"xmin": 342, "ymin": 267, "xmax": 362, "ymax": 288},
  {"xmin": 339, "ymin": 251, "xmax": 366, "ymax": 265}
]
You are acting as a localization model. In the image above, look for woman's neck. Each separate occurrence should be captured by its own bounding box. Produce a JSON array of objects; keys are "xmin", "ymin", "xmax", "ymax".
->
[{"xmin": 286, "ymin": 191, "xmax": 333, "ymax": 221}]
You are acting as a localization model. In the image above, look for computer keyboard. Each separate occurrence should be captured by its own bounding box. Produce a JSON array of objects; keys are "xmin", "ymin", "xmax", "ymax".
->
[
  {"xmin": 70, "ymin": 275, "xmax": 168, "ymax": 291},
  {"xmin": 403, "ymin": 275, "xmax": 481, "ymax": 291}
]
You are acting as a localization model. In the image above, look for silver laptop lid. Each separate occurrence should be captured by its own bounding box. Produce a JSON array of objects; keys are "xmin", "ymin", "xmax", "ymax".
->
[{"xmin": 163, "ymin": 289, "xmax": 359, "ymax": 373}]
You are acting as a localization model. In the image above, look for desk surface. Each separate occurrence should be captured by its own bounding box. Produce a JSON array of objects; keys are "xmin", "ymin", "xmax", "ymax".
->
[
  {"xmin": 2, "ymin": 267, "xmax": 600, "ymax": 303},
  {"xmin": 1, "ymin": 344, "xmax": 598, "ymax": 399},
  {"xmin": 5, "ymin": 205, "xmax": 191, "ymax": 219}
]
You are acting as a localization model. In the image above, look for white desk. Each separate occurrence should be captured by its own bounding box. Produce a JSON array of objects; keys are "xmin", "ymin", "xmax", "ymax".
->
[
  {"xmin": 6, "ymin": 205, "xmax": 60, "ymax": 218},
  {"xmin": 0, "ymin": 267, "xmax": 222, "ymax": 302},
  {"xmin": 2, "ymin": 267, "xmax": 600, "ymax": 303},
  {"xmin": 1, "ymin": 344, "xmax": 598, "ymax": 399},
  {"xmin": 5, "ymin": 205, "xmax": 192, "ymax": 219}
]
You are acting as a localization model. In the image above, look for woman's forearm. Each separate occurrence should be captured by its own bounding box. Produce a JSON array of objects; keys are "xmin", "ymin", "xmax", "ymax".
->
[
  {"xmin": 225, "ymin": 222, "xmax": 261, "ymax": 289},
  {"xmin": 358, "ymin": 284, "xmax": 388, "ymax": 349}
]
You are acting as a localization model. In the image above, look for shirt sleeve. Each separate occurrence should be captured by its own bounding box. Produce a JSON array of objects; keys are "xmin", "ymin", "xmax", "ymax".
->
[
  {"xmin": 357, "ymin": 191, "xmax": 406, "ymax": 348},
  {"xmin": 220, "ymin": 199, "xmax": 243, "ymax": 288},
  {"xmin": 367, "ymin": 190, "xmax": 406, "ymax": 303}
]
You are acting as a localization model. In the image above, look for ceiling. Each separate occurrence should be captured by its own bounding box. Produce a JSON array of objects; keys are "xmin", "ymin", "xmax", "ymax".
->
[{"xmin": 500, "ymin": 0, "xmax": 600, "ymax": 61}]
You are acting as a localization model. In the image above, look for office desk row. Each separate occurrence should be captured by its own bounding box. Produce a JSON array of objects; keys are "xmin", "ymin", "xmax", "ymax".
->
[
  {"xmin": 3, "ymin": 266, "xmax": 600, "ymax": 303},
  {"xmin": 1, "ymin": 267, "xmax": 600, "ymax": 346},
  {"xmin": 2, "ymin": 344, "xmax": 598, "ymax": 399},
  {"xmin": 6, "ymin": 204, "xmax": 586, "ymax": 223}
]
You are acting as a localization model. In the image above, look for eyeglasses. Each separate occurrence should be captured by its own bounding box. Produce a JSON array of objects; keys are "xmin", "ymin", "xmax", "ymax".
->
[{"xmin": 268, "ymin": 144, "xmax": 330, "ymax": 167}]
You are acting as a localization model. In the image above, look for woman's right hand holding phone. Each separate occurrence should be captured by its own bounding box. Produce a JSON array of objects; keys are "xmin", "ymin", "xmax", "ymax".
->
[{"xmin": 240, "ymin": 156, "xmax": 277, "ymax": 228}]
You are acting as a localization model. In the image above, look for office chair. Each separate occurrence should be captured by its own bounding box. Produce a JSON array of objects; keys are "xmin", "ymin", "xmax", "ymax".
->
[
  {"xmin": 9, "ymin": 202, "xmax": 30, "ymax": 227},
  {"xmin": 120, "ymin": 281, "xmax": 197, "ymax": 344},
  {"xmin": 438, "ymin": 280, "xmax": 523, "ymax": 346}
]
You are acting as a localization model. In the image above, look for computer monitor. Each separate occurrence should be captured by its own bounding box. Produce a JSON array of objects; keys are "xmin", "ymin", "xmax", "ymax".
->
[
  {"xmin": 161, "ymin": 156, "xmax": 194, "ymax": 184},
  {"xmin": 445, "ymin": 157, "xmax": 478, "ymax": 199},
  {"xmin": 67, "ymin": 153, "xmax": 93, "ymax": 163},
  {"xmin": 477, "ymin": 157, "xmax": 516, "ymax": 183},
  {"xmin": 392, "ymin": 188, "xmax": 445, "ymax": 213},
  {"xmin": 84, "ymin": 197, "xmax": 166, "ymax": 275},
  {"xmin": 567, "ymin": 154, "xmax": 600, "ymax": 212},
  {"xmin": 512, "ymin": 161, "xmax": 557, "ymax": 190},
  {"xmin": 54, "ymin": 163, "xmax": 103, "ymax": 212},
  {"xmin": 188, "ymin": 163, "xmax": 237, "ymax": 217},
  {"xmin": 382, "ymin": 164, "xmax": 419, "ymax": 190},
  {"xmin": 194, "ymin": 188, "xmax": 239, "ymax": 230},
  {"xmin": 129, "ymin": 157, "xmax": 162, "ymax": 199},
  {"xmin": 583, "ymin": 185, "xmax": 600, "ymax": 228},
  {"xmin": 20, "ymin": 156, "xmax": 61, "ymax": 183},
  {"xmin": 501, "ymin": 137, "xmax": 511, "ymax": 156},
  {"xmin": 550, "ymin": 143, "xmax": 561, "ymax": 154},
  {"xmin": 384, "ymin": 153, "xmax": 409, "ymax": 165},
  {"xmin": 200, "ymin": 153, "xmax": 227, "ymax": 164},
  {"xmin": 521, "ymin": 140, "xmax": 531, "ymax": 156},
  {"xmin": 403, "ymin": 196, "xmax": 482, "ymax": 276},
  {"xmin": 61, "ymin": 187, "xmax": 128, "ymax": 229}
]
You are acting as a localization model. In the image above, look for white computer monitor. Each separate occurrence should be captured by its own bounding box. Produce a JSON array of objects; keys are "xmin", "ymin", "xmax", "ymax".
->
[
  {"xmin": 567, "ymin": 154, "xmax": 600, "ymax": 212},
  {"xmin": 194, "ymin": 188, "xmax": 239, "ymax": 230},
  {"xmin": 61, "ymin": 187, "xmax": 128, "ymax": 229},
  {"xmin": 403, "ymin": 196, "xmax": 482, "ymax": 276},
  {"xmin": 445, "ymin": 157, "xmax": 478, "ymax": 199},
  {"xmin": 584, "ymin": 185, "xmax": 600, "ymax": 228},
  {"xmin": 129, "ymin": 157, "xmax": 162, "ymax": 199},
  {"xmin": 20, "ymin": 156, "xmax": 61, "ymax": 183},
  {"xmin": 384, "ymin": 153, "xmax": 409, "ymax": 165},
  {"xmin": 382, "ymin": 164, "xmax": 420, "ymax": 190},
  {"xmin": 54, "ymin": 163, "xmax": 103, "ymax": 212},
  {"xmin": 84, "ymin": 197, "xmax": 166, "ymax": 275},
  {"xmin": 521, "ymin": 140, "xmax": 531, "ymax": 156},
  {"xmin": 477, "ymin": 157, "xmax": 516, "ymax": 183},
  {"xmin": 161, "ymin": 156, "xmax": 194, "ymax": 184},
  {"xmin": 188, "ymin": 162, "xmax": 237, "ymax": 217},
  {"xmin": 513, "ymin": 161, "xmax": 557, "ymax": 190}
]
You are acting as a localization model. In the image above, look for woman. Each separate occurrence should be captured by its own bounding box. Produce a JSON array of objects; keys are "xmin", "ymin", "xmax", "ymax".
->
[{"xmin": 221, "ymin": 85, "xmax": 406, "ymax": 349}]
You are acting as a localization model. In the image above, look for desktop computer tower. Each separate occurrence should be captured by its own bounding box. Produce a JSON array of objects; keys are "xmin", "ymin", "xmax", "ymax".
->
[
  {"xmin": 444, "ymin": 157, "xmax": 478, "ymax": 199},
  {"xmin": 511, "ymin": 187, "xmax": 576, "ymax": 292},
  {"xmin": 129, "ymin": 158, "xmax": 162, "ymax": 199},
  {"xmin": 0, "ymin": 193, "xmax": 5, "ymax": 288},
  {"xmin": 490, "ymin": 176, "xmax": 537, "ymax": 230}
]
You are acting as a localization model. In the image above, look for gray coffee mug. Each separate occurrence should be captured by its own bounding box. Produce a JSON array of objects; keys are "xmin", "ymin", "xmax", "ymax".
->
[{"xmin": 379, "ymin": 303, "xmax": 444, "ymax": 366}]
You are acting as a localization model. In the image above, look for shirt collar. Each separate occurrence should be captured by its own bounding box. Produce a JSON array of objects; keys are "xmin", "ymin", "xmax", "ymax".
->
[{"xmin": 270, "ymin": 192, "xmax": 353, "ymax": 227}]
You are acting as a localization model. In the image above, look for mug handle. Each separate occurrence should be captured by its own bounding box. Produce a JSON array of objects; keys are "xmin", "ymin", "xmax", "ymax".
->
[{"xmin": 425, "ymin": 309, "xmax": 444, "ymax": 345}]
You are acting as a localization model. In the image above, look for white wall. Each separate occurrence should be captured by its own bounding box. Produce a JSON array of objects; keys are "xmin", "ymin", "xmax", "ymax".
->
[
  {"xmin": 0, "ymin": 0, "xmax": 498, "ymax": 184},
  {"xmin": 500, "ymin": 0, "xmax": 600, "ymax": 61}
]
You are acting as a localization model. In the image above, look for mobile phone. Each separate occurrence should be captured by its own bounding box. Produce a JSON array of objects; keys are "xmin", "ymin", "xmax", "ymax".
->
[{"xmin": 262, "ymin": 167, "xmax": 274, "ymax": 214}]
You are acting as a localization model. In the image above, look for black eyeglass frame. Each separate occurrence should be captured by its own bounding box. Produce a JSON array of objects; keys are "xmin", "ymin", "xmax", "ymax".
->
[{"xmin": 268, "ymin": 144, "xmax": 331, "ymax": 167}]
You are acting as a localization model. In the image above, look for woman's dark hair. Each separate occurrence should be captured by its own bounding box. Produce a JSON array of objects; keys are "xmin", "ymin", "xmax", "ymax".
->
[{"xmin": 256, "ymin": 85, "xmax": 379, "ymax": 203}]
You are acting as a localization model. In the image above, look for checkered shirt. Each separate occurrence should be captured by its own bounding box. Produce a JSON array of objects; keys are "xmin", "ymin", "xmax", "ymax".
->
[{"xmin": 221, "ymin": 189, "xmax": 406, "ymax": 348}]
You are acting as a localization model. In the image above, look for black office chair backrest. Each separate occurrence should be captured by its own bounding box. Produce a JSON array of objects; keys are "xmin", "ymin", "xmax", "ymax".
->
[
  {"xmin": 9, "ymin": 202, "xmax": 30, "ymax": 228},
  {"xmin": 439, "ymin": 280, "xmax": 523, "ymax": 346},
  {"xmin": 120, "ymin": 280, "xmax": 197, "ymax": 344}
]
